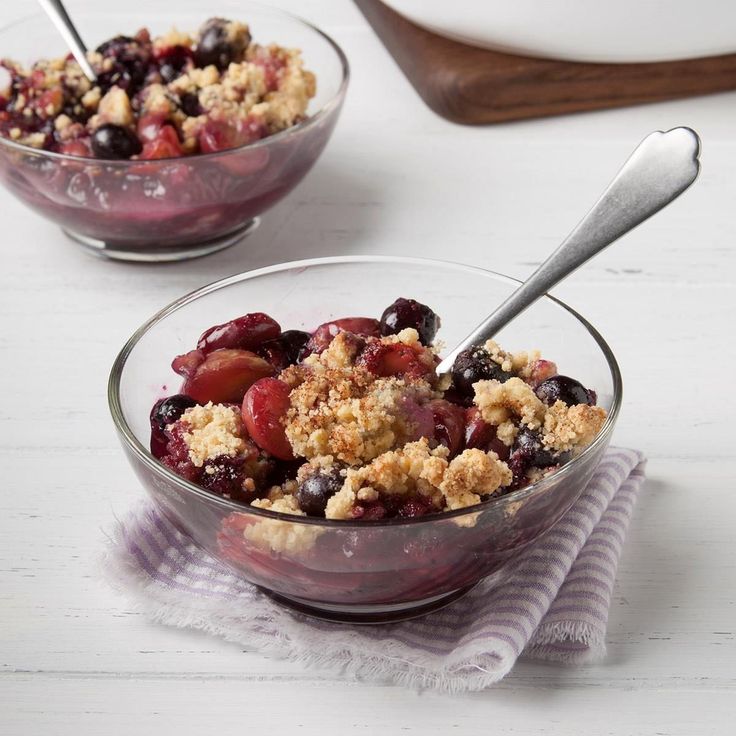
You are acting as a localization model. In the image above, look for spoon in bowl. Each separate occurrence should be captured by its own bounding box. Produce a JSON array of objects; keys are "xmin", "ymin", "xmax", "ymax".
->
[
  {"xmin": 435, "ymin": 126, "xmax": 701, "ymax": 377},
  {"xmin": 38, "ymin": 0, "xmax": 97, "ymax": 82}
]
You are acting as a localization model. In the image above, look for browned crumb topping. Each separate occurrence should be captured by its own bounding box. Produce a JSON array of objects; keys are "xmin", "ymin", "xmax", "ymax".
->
[
  {"xmin": 473, "ymin": 378, "xmax": 606, "ymax": 456},
  {"xmin": 282, "ymin": 332, "xmax": 439, "ymax": 466},
  {"xmin": 542, "ymin": 401, "xmax": 607, "ymax": 453},
  {"xmin": 180, "ymin": 402, "xmax": 246, "ymax": 466},
  {"xmin": 440, "ymin": 449, "xmax": 513, "ymax": 510},
  {"xmin": 323, "ymin": 439, "xmax": 511, "ymax": 519},
  {"xmin": 474, "ymin": 377, "xmax": 546, "ymax": 429}
]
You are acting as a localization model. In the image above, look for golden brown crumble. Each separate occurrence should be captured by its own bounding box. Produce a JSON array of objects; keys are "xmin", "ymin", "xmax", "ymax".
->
[
  {"xmin": 283, "ymin": 359, "xmax": 436, "ymax": 465},
  {"xmin": 440, "ymin": 449, "xmax": 513, "ymax": 511},
  {"xmin": 542, "ymin": 401, "xmax": 607, "ymax": 453},
  {"xmin": 474, "ymin": 377, "xmax": 546, "ymax": 429},
  {"xmin": 323, "ymin": 439, "xmax": 511, "ymax": 519},
  {"xmin": 180, "ymin": 402, "xmax": 246, "ymax": 467}
]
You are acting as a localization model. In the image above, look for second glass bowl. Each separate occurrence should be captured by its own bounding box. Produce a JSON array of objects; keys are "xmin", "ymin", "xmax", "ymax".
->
[
  {"xmin": 109, "ymin": 256, "xmax": 622, "ymax": 622},
  {"xmin": 0, "ymin": 1, "xmax": 348, "ymax": 261}
]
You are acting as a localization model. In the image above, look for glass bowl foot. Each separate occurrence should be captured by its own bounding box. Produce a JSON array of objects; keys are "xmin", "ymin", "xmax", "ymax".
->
[
  {"xmin": 63, "ymin": 219, "xmax": 260, "ymax": 263},
  {"xmin": 259, "ymin": 583, "xmax": 477, "ymax": 624}
]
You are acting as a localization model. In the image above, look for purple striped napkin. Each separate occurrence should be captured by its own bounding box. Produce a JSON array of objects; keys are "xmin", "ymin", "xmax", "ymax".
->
[{"xmin": 104, "ymin": 448, "xmax": 645, "ymax": 692}]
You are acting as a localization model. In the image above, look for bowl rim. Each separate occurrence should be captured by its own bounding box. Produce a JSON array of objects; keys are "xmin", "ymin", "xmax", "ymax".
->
[
  {"xmin": 0, "ymin": 1, "xmax": 349, "ymax": 163},
  {"xmin": 108, "ymin": 255, "xmax": 623, "ymax": 527}
]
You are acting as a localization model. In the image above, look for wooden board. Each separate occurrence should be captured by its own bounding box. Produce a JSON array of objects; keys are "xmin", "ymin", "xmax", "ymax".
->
[{"xmin": 355, "ymin": 0, "xmax": 736, "ymax": 124}]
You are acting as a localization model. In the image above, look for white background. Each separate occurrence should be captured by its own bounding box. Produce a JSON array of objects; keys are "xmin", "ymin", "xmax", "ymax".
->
[{"xmin": 1, "ymin": 1, "xmax": 735, "ymax": 734}]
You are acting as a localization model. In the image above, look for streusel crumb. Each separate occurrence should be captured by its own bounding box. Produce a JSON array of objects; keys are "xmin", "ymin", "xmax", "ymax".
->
[
  {"xmin": 180, "ymin": 402, "xmax": 245, "ymax": 467},
  {"xmin": 246, "ymin": 495, "xmax": 323, "ymax": 554},
  {"xmin": 473, "ymin": 377, "xmax": 546, "ymax": 429},
  {"xmin": 284, "ymin": 365, "xmax": 435, "ymax": 466},
  {"xmin": 440, "ymin": 449, "xmax": 513, "ymax": 510},
  {"xmin": 324, "ymin": 439, "xmax": 512, "ymax": 519},
  {"xmin": 542, "ymin": 401, "xmax": 607, "ymax": 453}
]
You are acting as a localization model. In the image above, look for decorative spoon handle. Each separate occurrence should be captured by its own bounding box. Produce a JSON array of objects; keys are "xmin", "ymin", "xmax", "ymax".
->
[
  {"xmin": 38, "ymin": 0, "xmax": 97, "ymax": 81},
  {"xmin": 436, "ymin": 126, "xmax": 701, "ymax": 376}
]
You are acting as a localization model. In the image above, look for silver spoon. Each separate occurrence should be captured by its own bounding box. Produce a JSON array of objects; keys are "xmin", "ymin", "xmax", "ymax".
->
[
  {"xmin": 38, "ymin": 0, "xmax": 97, "ymax": 82},
  {"xmin": 436, "ymin": 126, "xmax": 701, "ymax": 377}
]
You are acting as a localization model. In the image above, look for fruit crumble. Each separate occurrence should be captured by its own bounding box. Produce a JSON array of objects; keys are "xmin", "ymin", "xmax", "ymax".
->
[
  {"xmin": 149, "ymin": 298, "xmax": 607, "ymax": 521},
  {"xmin": 0, "ymin": 17, "xmax": 315, "ymax": 158}
]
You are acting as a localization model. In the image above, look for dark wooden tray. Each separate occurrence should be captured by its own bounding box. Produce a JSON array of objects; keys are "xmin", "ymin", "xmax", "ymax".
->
[{"xmin": 355, "ymin": 0, "xmax": 736, "ymax": 124}]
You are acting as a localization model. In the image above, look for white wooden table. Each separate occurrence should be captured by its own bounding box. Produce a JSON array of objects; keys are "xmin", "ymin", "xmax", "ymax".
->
[{"xmin": 2, "ymin": 2, "xmax": 735, "ymax": 733}]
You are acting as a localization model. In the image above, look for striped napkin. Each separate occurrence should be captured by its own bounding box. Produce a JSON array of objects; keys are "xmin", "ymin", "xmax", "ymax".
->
[{"xmin": 104, "ymin": 448, "xmax": 645, "ymax": 693}]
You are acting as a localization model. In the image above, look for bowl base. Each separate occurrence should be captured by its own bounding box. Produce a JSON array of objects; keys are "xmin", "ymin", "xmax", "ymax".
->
[
  {"xmin": 258, "ymin": 583, "xmax": 477, "ymax": 624},
  {"xmin": 63, "ymin": 219, "xmax": 260, "ymax": 262}
]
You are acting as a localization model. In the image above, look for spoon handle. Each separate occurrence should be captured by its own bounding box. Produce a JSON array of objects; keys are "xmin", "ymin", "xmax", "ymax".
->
[
  {"xmin": 436, "ymin": 126, "xmax": 701, "ymax": 375},
  {"xmin": 38, "ymin": 0, "xmax": 97, "ymax": 81}
]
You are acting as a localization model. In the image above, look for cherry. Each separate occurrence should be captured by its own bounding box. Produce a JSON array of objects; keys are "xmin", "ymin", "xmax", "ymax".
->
[
  {"xmin": 398, "ymin": 499, "xmax": 430, "ymax": 518},
  {"xmin": 451, "ymin": 346, "xmax": 514, "ymax": 400},
  {"xmin": 199, "ymin": 454, "xmax": 260, "ymax": 502},
  {"xmin": 198, "ymin": 117, "xmax": 266, "ymax": 153},
  {"xmin": 535, "ymin": 375, "xmax": 595, "ymax": 406},
  {"xmin": 182, "ymin": 349, "xmax": 274, "ymax": 404},
  {"xmin": 241, "ymin": 378, "xmax": 294, "ymax": 461},
  {"xmin": 91, "ymin": 124, "xmax": 142, "ymax": 159},
  {"xmin": 352, "ymin": 501, "xmax": 388, "ymax": 521},
  {"xmin": 58, "ymin": 139, "xmax": 93, "ymax": 157},
  {"xmin": 380, "ymin": 297, "xmax": 440, "ymax": 345},
  {"xmin": 257, "ymin": 330, "xmax": 311, "ymax": 370},
  {"xmin": 463, "ymin": 407, "xmax": 510, "ymax": 460},
  {"xmin": 527, "ymin": 359, "xmax": 558, "ymax": 388},
  {"xmin": 356, "ymin": 341, "xmax": 433, "ymax": 380},
  {"xmin": 140, "ymin": 124, "xmax": 183, "ymax": 159},
  {"xmin": 429, "ymin": 399, "xmax": 465, "ymax": 456},
  {"xmin": 171, "ymin": 349, "xmax": 205, "ymax": 378},
  {"xmin": 159, "ymin": 420, "xmax": 199, "ymax": 482},
  {"xmin": 196, "ymin": 312, "xmax": 281, "ymax": 355},
  {"xmin": 296, "ymin": 467, "xmax": 344, "ymax": 516},
  {"xmin": 303, "ymin": 317, "xmax": 381, "ymax": 356}
]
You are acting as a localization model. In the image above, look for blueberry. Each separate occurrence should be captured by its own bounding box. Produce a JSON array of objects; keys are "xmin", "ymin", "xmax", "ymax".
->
[
  {"xmin": 535, "ymin": 375, "xmax": 595, "ymax": 406},
  {"xmin": 296, "ymin": 467, "xmax": 344, "ymax": 516},
  {"xmin": 158, "ymin": 46, "xmax": 191, "ymax": 83},
  {"xmin": 150, "ymin": 394, "xmax": 196, "ymax": 432},
  {"xmin": 179, "ymin": 92, "xmax": 202, "ymax": 117},
  {"xmin": 451, "ymin": 346, "xmax": 514, "ymax": 399},
  {"xmin": 95, "ymin": 36, "xmax": 150, "ymax": 95},
  {"xmin": 380, "ymin": 297, "xmax": 441, "ymax": 345},
  {"xmin": 91, "ymin": 124, "xmax": 142, "ymax": 159},
  {"xmin": 194, "ymin": 18, "xmax": 249, "ymax": 70},
  {"xmin": 514, "ymin": 427, "xmax": 556, "ymax": 468}
]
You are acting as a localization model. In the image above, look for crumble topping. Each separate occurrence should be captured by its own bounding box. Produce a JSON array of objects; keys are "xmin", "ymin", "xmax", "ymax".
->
[
  {"xmin": 473, "ymin": 377, "xmax": 546, "ymax": 429},
  {"xmin": 284, "ymin": 368, "xmax": 433, "ymax": 465},
  {"xmin": 179, "ymin": 402, "xmax": 246, "ymax": 467},
  {"xmin": 440, "ymin": 449, "xmax": 513, "ymax": 510},
  {"xmin": 0, "ymin": 17, "xmax": 316, "ymax": 158},
  {"xmin": 542, "ymin": 401, "xmax": 607, "ymax": 453},
  {"xmin": 245, "ymin": 494, "xmax": 323, "ymax": 554},
  {"xmin": 323, "ymin": 439, "xmax": 512, "ymax": 519}
]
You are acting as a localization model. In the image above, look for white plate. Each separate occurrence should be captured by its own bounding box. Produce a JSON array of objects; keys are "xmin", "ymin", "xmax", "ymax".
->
[{"xmin": 382, "ymin": 0, "xmax": 736, "ymax": 63}]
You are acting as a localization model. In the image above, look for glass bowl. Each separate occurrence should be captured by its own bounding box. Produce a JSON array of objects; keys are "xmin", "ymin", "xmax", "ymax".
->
[
  {"xmin": 109, "ymin": 256, "xmax": 622, "ymax": 623},
  {"xmin": 0, "ymin": 1, "xmax": 348, "ymax": 262}
]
